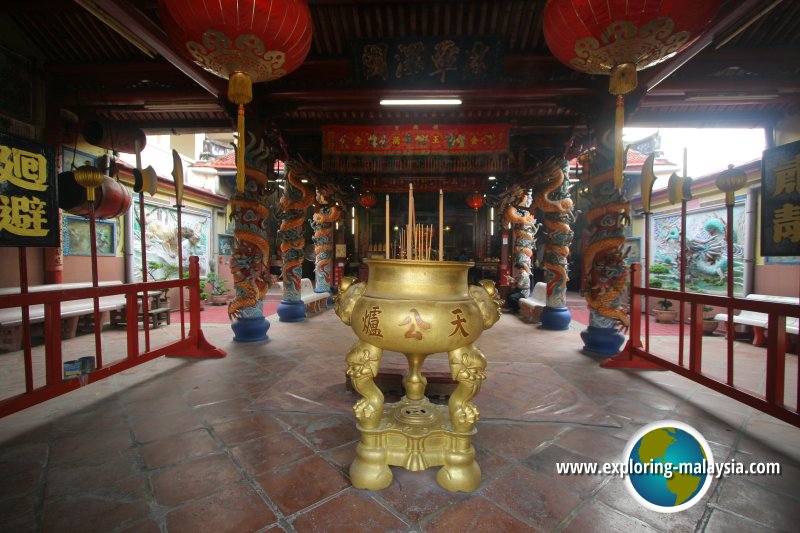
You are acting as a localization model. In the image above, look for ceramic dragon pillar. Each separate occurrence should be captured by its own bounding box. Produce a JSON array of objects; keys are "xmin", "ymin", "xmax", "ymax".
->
[
  {"xmin": 500, "ymin": 186, "xmax": 540, "ymax": 294},
  {"xmin": 227, "ymin": 133, "xmax": 273, "ymax": 342},
  {"xmin": 534, "ymin": 160, "xmax": 575, "ymax": 330},
  {"xmin": 311, "ymin": 184, "xmax": 341, "ymax": 301},
  {"xmin": 580, "ymin": 179, "xmax": 630, "ymax": 355},
  {"xmin": 276, "ymin": 160, "xmax": 314, "ymax": 322}
]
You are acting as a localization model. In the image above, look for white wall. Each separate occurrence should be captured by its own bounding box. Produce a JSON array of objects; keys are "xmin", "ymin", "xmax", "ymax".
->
[
  {"xmin": 775, "ymin": 113, "xmax": 800, "ymax": 145},
  {"xmin": 117, "ymin": 134, "xmax": 219, "ymax": 194}
]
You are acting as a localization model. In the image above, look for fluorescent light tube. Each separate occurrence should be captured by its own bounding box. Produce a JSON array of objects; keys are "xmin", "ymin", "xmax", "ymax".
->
[{"xmin": 380, "ymin": 99, "xmax": 462, "ymax": 106}]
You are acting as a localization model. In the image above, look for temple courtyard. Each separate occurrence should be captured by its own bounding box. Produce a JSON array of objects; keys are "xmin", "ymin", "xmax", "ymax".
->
[{"xmin": 0, "ymin": 298, "xmax": 798, "ymax": 532}]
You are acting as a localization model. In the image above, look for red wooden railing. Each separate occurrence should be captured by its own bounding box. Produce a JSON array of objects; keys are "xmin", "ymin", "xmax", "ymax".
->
[
  {"xmin": 0, "ymin": 256, "xmax": 224, "ymax": 419},
  {"xmin": 604, "ymin": 263, "xmax": 799, "ymax": 428}
]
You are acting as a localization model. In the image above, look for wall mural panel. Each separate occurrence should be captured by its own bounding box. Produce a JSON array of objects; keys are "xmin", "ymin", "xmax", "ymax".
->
[
  {"xmin": 62, "ymin": 215, "xmax": 116, "ymax": 256},
  {"xmin": 60, "ymin": 147, "xmax": 97, "ymax": 172},
  {"xmin": 625, "ymin": 238, "xmax": 641, "ymax": 265},
  {"xmin": 132, "ymin": 200, "xmax": 210, "ymax": 281},
  {"xmin": 765, "ymin": 255, "xmax": 800, "ymax": 265},
  {"xmin": 651, "ymin": 203, "xmax": 745, "ymax": 295},
  {"xmin": 218, "ymin": 234, "xmax": 233, "ymax": 256}
]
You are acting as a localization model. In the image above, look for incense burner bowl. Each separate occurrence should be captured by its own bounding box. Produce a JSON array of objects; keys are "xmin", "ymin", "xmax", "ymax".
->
[{"xmin": 335, "ymin": 259, "xmax": 501, "ymax": 492}]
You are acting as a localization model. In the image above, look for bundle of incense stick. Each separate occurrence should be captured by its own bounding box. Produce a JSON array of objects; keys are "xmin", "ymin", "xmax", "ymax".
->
[
  {"xmin": 407, "ymin": 224, "xmax": 435, "ymax": 260},
  {"xmin": 425, "ymin": 224, "xmax": 433, "ymax": 260},
  {"xmin": 395, "ymin": 216, "xmax": 436, "ymax": 261},
  {"xmin": 398, "ymin": 227, "xmax": 406, "ymax": 259}
]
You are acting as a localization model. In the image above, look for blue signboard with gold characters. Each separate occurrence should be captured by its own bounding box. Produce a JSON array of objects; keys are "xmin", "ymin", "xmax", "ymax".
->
[{"xmin": 0, "ymin": 131, "xmax": 59, "ymax": 248}]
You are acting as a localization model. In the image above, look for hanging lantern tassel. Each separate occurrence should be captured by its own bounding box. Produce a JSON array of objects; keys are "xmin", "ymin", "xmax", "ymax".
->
[
  {"xmin": 74, "ymin": 164, "xmax": 105, "ymax": 203},
  {"xmin": 228, "ymin": 71, "xmax": 253, "ymax": 194},
  {"xmin": 609, "ymin": 63, "xmax": 637, "ymax": 192},
  {"xmin": 542, "ymin": 0, "xmax": 722, "ymax": 192},
  {"xmin": 612, "ymin": 95, "xmax": 625, "ymax": 192}
]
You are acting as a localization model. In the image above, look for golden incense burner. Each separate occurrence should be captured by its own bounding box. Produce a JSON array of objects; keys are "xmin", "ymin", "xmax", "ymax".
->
[{"xmin": 335, "ymin": 259, "xmax": 501, "ymax": 492}]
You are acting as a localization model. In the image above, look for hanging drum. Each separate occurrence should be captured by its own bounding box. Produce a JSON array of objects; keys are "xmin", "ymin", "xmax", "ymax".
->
[
  {"xmin": 82, "ymin": 118, "xmax": 146, "ymax": 154},
  {"xmin": 58, "ymin": 171, "xmax": 132, "ymax": 219}
]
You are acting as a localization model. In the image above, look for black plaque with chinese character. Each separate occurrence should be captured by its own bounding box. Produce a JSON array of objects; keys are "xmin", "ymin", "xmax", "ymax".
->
[
  {"xmin": 352, "ymin": 36, "xmax": 501, "ymax": 86},
  {"xmin": 0, "ymin": 131, "xmax": 59, "ymax": 248},
  {"xmin": 761, "ymin": 140, "xmax": 800, "ymax": 257}
]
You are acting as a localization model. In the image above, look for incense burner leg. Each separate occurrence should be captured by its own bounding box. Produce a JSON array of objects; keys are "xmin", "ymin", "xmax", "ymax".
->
[
  {"xmin": 437, "ymin": 434, "xmax": 481, "ymax": 493},
  {"xmin": 345, "ymin": 340, "xmax": 385, "ymax": 429},
  {"xmin": 346, "ymin": 339, "xmax": 392, "ymax": 489},
  {"xmin": 446, "ymin": 344, "xmax": 486, "ymax": 432},
  {"xmin": 350, "ymin": 431, "xmax": 392, "ymax": 490},
  {"xmin": 403, "ymin": 353, "xmax": 428, "ymax": 400},
  {"xmin": 436, "ymin": 344, "xmax": 486, "ymax": 492}
]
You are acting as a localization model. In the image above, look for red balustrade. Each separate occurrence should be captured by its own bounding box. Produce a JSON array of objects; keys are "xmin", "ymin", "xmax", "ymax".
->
[
  {"xmin": 604, "ymin": 263, "xmax": 799, "ymax": 428},
  {"xmin": 0, "ymin": 256, "xmax": 224, "ymax": 419}
]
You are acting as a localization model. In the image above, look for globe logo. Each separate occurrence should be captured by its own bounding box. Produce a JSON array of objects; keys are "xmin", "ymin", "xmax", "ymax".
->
[{"xmin": 622, "ymin": 420, "xmax": 714, "ymax": 513}]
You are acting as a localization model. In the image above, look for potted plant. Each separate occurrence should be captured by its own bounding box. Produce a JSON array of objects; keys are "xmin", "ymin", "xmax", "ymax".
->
[
  {"xmin": 653, "ymin": 298, "xmax": 677, "ymax": 323},
  {"xmin": 702, "ymin": 305, "xmax": 718, "ymax": 335},
  {"xmin": 650, "ymin": 264, "xmax": 670, "ymax": 274},
  {"xmin": 147, "ymin": 260, "xmax": 178, "ymax": 304},
  {"xmin": 649, "ymin": 263, "xmax": 673, "ymax": 290},
  {"xmin": 179, "ymin": 269, "xmax": 206, "ymax": 310},
  {"xmin": 199, "ymin": 278, "xmax": 208, "ymax": 306},
  {"xmin": 205, "ymin": 272, "xmax": 231, "ymax": 305}
]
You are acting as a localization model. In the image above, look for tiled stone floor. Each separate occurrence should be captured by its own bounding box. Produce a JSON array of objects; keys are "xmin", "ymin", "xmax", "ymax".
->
[{"xmin": 0, "ymin": 306, "xmax": 799, "ymax": 532}]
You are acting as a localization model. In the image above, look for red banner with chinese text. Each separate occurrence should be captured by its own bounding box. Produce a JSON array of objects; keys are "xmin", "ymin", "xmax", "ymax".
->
[{"xmin": 322, "ymin": 124, "xmax": 510, "ymax": 155}]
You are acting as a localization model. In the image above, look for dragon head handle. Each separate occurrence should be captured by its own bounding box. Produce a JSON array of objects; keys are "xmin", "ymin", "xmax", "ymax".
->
[
  {"xmin": 333, "ymin": 276, "xmax": 365, "ymax": 325},
  {"xmin": 469, "ymin": 279, "xmax": 502, "ymax": 329}
]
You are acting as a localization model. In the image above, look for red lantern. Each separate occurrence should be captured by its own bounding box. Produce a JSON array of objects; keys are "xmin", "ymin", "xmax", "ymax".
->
[
  {"xmin": 359, "ymin": 192, "xmax": 377, "ymax": 209},
  {"xmin": 159, "ymin": 0, "xmax": 313, "ymax": 193},
  {"xmin": 543, "ymin": 0, "xmax": 719, "ymax": 189},
  {"xmin": 466, "ymin": 193, "xmax": 485, "ymax": 210}
]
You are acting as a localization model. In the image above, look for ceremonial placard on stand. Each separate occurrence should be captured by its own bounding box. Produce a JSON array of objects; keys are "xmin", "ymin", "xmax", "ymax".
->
[
  {"xmin": 761, "ymin": 140, "xmax": 800, "ymax": 257},
  {"xmin": 0, "ymin": 131, "xmax": 59, "ymax": 248}
]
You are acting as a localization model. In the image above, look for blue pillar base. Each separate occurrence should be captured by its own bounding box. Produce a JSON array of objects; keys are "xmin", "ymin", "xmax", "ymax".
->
[
  {"xmin": 327, "ymin": 287, "xmax": 337, "ymax": 308},
  {"xmin": 277, "ymin": 300, "xmax": 306, "ymax": 322},
  {"xmin": 231, "ymin": 316, "xmax": 270, "ymax": 343},
  {"xmin": 580, "ymin": 326, "xmax": 626, "ymax": 356},
  {"xmin": 315, "ymin": 289, "xmax": 334, "ymax": 308},
  {"xmin": 540, "ymin": 306, "xmax": 571, "ymax": 330}
]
